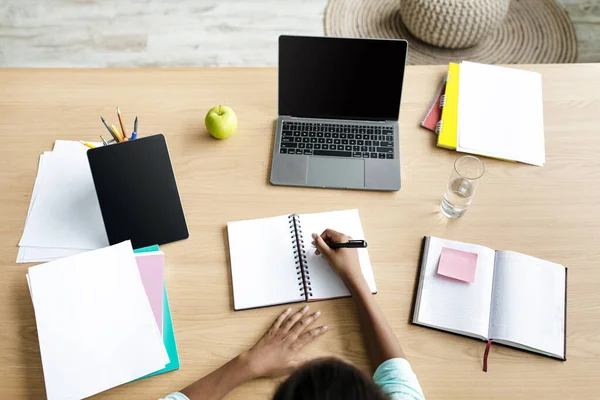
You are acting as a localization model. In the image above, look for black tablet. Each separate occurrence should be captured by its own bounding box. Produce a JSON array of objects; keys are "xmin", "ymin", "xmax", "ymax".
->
[{"xmin": 87, "ymin": 134, "xmax": 188, "ymax": 248}]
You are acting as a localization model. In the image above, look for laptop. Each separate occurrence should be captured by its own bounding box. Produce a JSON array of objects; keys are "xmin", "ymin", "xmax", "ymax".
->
[{"xmin": 270, "ymin": 35, "xmax": 408, "ymax": 191}]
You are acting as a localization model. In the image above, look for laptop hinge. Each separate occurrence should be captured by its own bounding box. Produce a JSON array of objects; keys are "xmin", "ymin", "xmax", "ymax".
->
[{"xmin": 282, "ymin": 116, "xmax": 390, "ymax": 124}]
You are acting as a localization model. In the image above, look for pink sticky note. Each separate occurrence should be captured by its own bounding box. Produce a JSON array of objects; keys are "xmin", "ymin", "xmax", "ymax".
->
[
  {"xmin": 437, "ymin": 247, "xmax": 478, "ymax": 283},
  {"xmin": 135, "ymin": 253, "xmax": 165, "ymax": 333}
]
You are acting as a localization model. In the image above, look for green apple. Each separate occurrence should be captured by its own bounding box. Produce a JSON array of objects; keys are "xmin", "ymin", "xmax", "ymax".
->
[{"xmin": 205, "ymin": 105, "xmax": 238, "ymax": 140}]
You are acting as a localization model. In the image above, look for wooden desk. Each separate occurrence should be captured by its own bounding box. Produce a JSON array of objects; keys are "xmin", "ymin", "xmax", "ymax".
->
[{"xmin": 1, "ymin": 65, "xmax": 599, "ymax": 399}]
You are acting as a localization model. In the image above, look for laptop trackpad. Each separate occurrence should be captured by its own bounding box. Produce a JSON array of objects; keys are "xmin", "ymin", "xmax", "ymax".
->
[{"xmin": 307, "ymin": 157, "xmax": 365, "ymax": 188}]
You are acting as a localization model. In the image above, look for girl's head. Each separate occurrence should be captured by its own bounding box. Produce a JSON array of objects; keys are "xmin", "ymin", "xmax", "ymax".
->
[{"xmin": 273, "ymin": 358, "xmax": 387, "ymax": 400}]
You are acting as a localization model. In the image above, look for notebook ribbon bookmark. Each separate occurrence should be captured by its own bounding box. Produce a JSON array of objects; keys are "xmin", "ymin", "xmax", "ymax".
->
[{"xmin": 483, "ymin": 339, "xmax": 493, "ymax": 372}]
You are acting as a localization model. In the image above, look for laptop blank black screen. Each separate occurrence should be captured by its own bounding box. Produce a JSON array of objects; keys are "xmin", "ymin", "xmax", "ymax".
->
[{"xmin": 278, "ymin": 36, "xmax": 407, "ymax": 121}]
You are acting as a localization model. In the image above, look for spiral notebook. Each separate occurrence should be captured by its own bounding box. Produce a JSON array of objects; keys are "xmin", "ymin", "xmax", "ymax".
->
[
  {"xmin": 436, "ymin": 62, "xmax": 460, "ymax": 149},
  {"xmin": 227, "ymin": 209, "xmax": 377, "ymax": 311},
  {"xmin": 420, "ymin": 76, "xmax": 446, "ymax": 132}
]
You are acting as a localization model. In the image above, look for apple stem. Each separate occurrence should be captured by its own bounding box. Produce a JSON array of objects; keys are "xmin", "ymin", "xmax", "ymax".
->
[{"xmin": 219, "ymin": 105, "xmax": 222, "ymax": 115}]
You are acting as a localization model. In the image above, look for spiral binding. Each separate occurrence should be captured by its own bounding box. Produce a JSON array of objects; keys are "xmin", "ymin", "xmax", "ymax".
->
[
  {"xmin": 420, "ymin": 79, "xmax": 446, "ymax": 127},
  {"xmin": 435, "ymin": 120, "xmax": 444, "ymax": 135},
  {"xmin": 288, "ymin": 214, "xmax": 312, "ymax": 299}
]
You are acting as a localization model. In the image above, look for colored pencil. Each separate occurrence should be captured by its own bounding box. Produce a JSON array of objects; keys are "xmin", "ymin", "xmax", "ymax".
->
[
  {"xmin": 79, "ymin": 140, "xmax": 96, "ymax": 149},
  {"xmin": 117, "ymin": 107, "xmax": 127, "ymax": 140},
  {"xmin": 110, "ymin": 124, "xmax": 124, "ymax": 142}
]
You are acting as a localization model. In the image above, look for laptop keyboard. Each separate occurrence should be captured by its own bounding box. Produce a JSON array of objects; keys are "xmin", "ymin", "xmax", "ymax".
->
[{"xmin": 279, "ymin": 121, "xmax": 394, "ymax": 159}]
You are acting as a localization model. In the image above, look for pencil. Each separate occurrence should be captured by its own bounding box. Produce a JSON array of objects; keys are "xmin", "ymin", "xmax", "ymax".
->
[
  {"xmin": 110, "ymin": 124, "xmax": 124, "ymax": 142},
  {"xmin": 117, "ymin": 107, "xmax": 127, "ymax": 140},
  {"xmin": 101, "ymin": 116, "xmax": 119, "ymax": 142},
  {"xmin": 79, "ymin": 140, "xmax": 96, "ymax": 149}
]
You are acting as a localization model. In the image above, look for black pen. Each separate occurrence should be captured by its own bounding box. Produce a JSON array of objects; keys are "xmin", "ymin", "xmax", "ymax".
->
[{"xmin": 328, "ymin": 240, "xmax": 367, "ymax": 249}]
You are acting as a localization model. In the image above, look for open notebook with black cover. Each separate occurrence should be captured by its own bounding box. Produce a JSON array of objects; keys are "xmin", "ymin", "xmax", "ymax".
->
[
  {"xmin": 227, "ymin": 209, "xmax": 377, "ymax": 311},
  {"xmin": 412, "ymin": 236, "xmax": 567, "ymax": 361}
]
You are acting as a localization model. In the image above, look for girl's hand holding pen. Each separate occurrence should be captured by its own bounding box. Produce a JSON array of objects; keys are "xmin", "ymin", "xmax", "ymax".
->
[{"xmin": 311, "ymin": 229, "xmax": 366, "ymax": 288}]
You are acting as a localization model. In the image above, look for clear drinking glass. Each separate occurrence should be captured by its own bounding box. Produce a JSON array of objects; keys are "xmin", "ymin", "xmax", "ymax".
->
[{"xmin": 441, "ymin": 155, "xmax": 485, "ymax": 218}]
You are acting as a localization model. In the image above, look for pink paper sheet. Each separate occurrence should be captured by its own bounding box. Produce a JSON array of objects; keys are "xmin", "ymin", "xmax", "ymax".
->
[{"xmin": 135, "ymin": 253, "xmax": 164, "ymax": 333}]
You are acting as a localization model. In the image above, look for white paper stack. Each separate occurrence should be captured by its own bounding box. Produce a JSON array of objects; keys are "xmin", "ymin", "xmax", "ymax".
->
[
  {"xmin": 457, "ymin": 62, "xmax": 546, "ymax": 166},
  {"xmin": 26, "ymin": 241, "xmax": 169, "ymax": 400},
  {"xmin": 18, "ymin": 140, "xmax": 109, "ymax": 263}
]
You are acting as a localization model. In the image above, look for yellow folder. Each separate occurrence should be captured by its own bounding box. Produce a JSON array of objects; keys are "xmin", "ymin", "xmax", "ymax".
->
[{"xmin": 436, "ymin": 63, "xmax": 460, "ymax": 150}]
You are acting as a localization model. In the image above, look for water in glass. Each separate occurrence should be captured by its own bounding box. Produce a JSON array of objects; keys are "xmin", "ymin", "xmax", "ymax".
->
[{"xmin": 441, "ymin": 177, "xmax": 475, "ymax": 218}]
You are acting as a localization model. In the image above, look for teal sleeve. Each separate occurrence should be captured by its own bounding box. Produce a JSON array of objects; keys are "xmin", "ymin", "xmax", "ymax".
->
[
  {"xmin": 159, "ymin": 393, "xmax": 190, "ymax": 400},
  {"xmin": 373, "ymin": 358, "xmax": 425, "ymax": 400}
]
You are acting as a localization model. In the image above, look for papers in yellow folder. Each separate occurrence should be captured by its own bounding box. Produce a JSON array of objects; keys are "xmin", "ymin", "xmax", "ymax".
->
[{"xmin": 436, "ymin": 62, "xmax": 460, "ymax": 150}]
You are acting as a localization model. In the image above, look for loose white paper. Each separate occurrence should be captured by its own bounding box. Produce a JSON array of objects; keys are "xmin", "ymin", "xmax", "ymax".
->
[
  {"xmin": 27, "ymin": 241, "xmax": 168, "ymax": 400},
  {"xmin": 457, "ymin": 62, "xmax": 545, "ymax": 166},
  {"xmin": 19, "ymin": 141, "xmax": 109, "ymax": 250}
]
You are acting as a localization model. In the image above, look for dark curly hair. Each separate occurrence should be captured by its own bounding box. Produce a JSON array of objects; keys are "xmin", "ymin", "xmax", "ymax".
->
[{"xmin": 273, "ymin": 358, "xmax": 388, "ymax": 400}]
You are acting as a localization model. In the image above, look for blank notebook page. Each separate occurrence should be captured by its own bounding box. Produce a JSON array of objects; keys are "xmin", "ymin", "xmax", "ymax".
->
[
  {"xmin": 27, "ymin": 241, "xmax": 168, "ymax": 400},
  {"xmin": 298, "ymin": 209, "xmax": 376, "ymax": 300},
  {"xmin": 457, "ymin": 62, "xmax": 545, "ymax": 166},
  {"xmin": 228, "ymin": 215, "xmax": 304, "ymax": 310},
  {"xmin": 489, "ymin": 251, "xmax": 566, "ymax": 358},
  {"xmin": 415, "ymin": 237, "xmax": 496, "ymax": 339}
]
